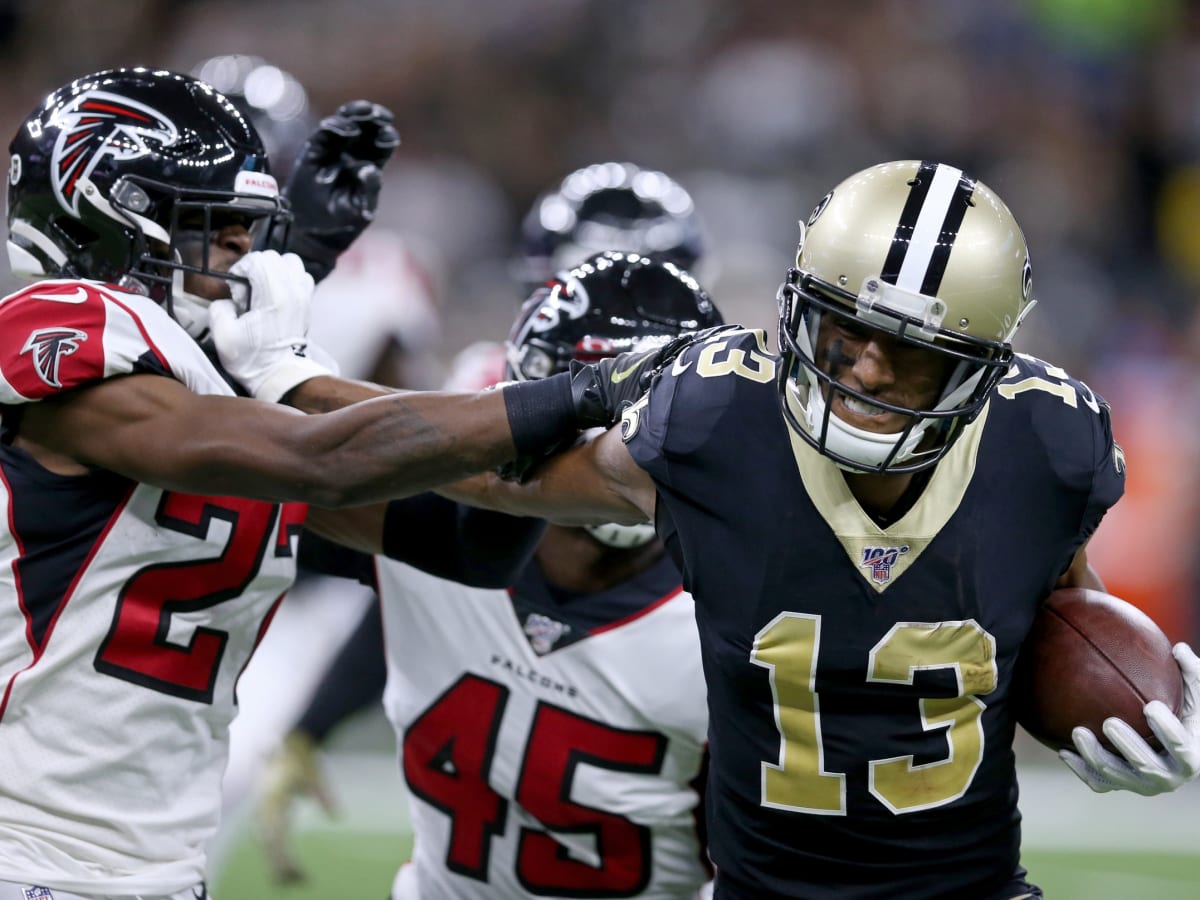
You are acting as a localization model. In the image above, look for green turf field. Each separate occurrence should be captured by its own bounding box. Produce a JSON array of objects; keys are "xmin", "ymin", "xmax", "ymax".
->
[
  {"xmin": 1023, "ymin": 849, "xmax": 1200, "ymax": 899},
  {"xmin": 215, "ymin": 830, "xmax": 409, "ymax": 900},
  {"xmin": 215, "ymin": 833, "xmax": 1200, "ymax": 900},
  {"xmin": 211, "ymin": 746, "xmax": 1200, "ymax": 899}
]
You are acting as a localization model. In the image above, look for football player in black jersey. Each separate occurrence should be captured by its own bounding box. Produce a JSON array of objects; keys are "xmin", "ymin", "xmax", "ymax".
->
[{"xmin": 439, "ymin": 160, "xmax": 1200, "ymax": 899}]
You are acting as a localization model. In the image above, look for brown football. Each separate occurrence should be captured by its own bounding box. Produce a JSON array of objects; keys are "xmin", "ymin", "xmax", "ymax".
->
[{"xmin": 1012, "ymin": 587, "xmax": 1183, "ymax": 752}]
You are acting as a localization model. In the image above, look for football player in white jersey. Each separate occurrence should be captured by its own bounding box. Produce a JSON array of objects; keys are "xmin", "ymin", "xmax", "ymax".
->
[
  {"xmin": 256, "ymin": 252, "xmax": 722, "ymax": 898},
  {"xmin": 252, "ymin": 165, "xmax": 712, "ymax": 889},
  {"xmin": 444, "ymin": 160, "xmax": 709, "ymax": 393},
  {"xmin": 0, "ymin": 68, "xmax": 642, "ymax": 900}
]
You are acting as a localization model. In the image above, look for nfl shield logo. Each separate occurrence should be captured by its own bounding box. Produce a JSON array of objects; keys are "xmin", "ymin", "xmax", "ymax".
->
[
  {"xmin": 23, "ymin": 888, "xmax": 54, "ymax": 900},
  {"xmin": 860, "ymin": 545, "xmax": 910, "ymax": 585},
  {"xmin": 524, "ymin": 613, "xmax": 571, "ymax": 656}
]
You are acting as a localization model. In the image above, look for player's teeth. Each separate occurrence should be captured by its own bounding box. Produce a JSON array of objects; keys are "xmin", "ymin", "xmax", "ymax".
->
[{"xmin": 843, "ymin": 396, "xmax": 886, "ymax": 416}]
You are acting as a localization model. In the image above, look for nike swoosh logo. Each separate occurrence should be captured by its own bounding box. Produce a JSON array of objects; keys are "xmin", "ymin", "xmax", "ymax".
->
[
  {"xmin": 609, "ymin": 353, "xmax": 651, "ymax": 384},
  {"xmin": 30, "ymin": 286, "xmax": 90, "ymax": 304},
  {"xmin": 671, "ymin": 354, "xmax": 692, "ymax": 376}
]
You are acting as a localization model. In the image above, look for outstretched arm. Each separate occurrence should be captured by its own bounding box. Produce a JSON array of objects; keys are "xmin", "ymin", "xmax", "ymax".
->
[
  {"xmin": 16, "ymin": 372, "xmax": 522, "ymax": 508},
  {"xmin": 439, "ymin": 426, "xmax": 657, "ymax": 528}
]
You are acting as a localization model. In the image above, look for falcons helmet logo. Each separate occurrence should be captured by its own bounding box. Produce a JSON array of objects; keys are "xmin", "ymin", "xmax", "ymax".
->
[
  {"xmin": 21, "ymin": 327, "xmax": 89, "ymax": 389},
  {"xmin": 48, "ymin": 90, "xmax": 178, "ymax": 216}
]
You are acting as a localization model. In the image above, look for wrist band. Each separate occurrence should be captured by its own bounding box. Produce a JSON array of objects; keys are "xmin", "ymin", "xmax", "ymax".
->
[{"xmin": 502, "ymin": 372, "xmax": 576, "ymax": 455}]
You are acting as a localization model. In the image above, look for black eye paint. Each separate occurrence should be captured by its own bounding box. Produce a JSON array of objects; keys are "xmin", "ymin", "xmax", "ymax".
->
[{"xmin": 825, "ymin": 338, "xmax": 857, "ymax": 370}]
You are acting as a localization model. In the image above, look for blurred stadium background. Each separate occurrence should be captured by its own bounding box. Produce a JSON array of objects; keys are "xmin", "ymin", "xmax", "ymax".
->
[{"xmin": 0, "ymin": 0, "xmax": 1197, "ymax": 896}]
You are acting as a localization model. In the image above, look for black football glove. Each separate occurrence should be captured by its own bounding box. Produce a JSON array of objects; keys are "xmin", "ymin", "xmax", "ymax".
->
[
  {"xmin": 499, "ymin": 350, "xmax": 654, "ymax": 483},
  {"xmin": 269, "ymin": 100, "xmax": 401, "ymax": 283},
  {"xmin": 497, "ymin": 325, "xmax": 740, "ymax": 483},
  {"xmin": 570, "ymin": 324, "xmax": 742, "ymax": 428}
]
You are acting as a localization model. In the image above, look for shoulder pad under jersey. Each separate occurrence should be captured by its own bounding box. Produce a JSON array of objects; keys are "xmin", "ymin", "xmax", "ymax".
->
[
  {"xmin": 623, "ymin": 327, "xmax": 777, "ymax": 465},
  {"xmin": 0, "ymin": 279, "xmax": 223, "ymax": 403},
  {"xmin": 994, "ymin": 352, "xmax": 1125, "ymax": 498}
]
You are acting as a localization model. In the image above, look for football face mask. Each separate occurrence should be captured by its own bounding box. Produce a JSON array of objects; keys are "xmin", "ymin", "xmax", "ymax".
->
[
  {"xmin": 6, "ymin": 68, "xmax": 290, "ymax": 341},
  {"xmin": 776, "ymin": 160, "xmax": 1036, "ymax": 474}
]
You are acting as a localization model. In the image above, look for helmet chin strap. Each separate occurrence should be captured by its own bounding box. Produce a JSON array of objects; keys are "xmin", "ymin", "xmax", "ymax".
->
[
  {"xmin": 584, "ymin": 522, "xmax": 657, "ymax": 549},
  {"xmin": 791, "ymin": 308, "xmax": 988, "ymax": 471},
  {"xmin": 169, "ymin": 269, "xmax": 214, "ymax": 341},
  {"xmin": 799, "ymin": 383, "xmax": 926, "ymax": 469}
]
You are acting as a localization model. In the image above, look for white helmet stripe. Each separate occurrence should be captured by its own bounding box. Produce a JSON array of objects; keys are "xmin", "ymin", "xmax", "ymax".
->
[
  {"xmin": 894, "ymin": 163, "xmax": 966, "ymax": 294},
  {"xmin": 9, "ymin": 220, "xmax": 68, "ymax": 267}
]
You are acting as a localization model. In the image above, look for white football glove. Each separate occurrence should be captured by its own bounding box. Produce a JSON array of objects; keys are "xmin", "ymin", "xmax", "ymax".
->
[
  {"xmin": 209, "ymin": 250, "xmax": 334, "ymax": 403},
  {"xmin": 1059, "ymin": 642, "xmax": 1200, "ymax": 796}
]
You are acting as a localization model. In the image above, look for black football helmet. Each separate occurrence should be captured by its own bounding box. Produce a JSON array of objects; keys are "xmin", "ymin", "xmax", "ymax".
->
[
  {"xmin": 506, "ymin": 249, "xmax": 722, "ymax": 381},
  {"xmin": 191, "ymin": 55, "xmax": 314, "ymax": 182},
  {"xmin": 516, "ymin": 162, "xmax": 706, "ymax": 292},
  {"xmin": 6, "ymin": 67, "xmax": 289, "ymax": 340},
  {"xmin": 508, "ymin": 249, "xmax": 722, "ymax": 548}
]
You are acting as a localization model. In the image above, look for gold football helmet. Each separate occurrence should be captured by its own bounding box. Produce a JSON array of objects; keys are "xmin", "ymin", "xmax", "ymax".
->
[{"xmin": 776, "ymin": 160, "xmax": 1036, "ymax": 473}]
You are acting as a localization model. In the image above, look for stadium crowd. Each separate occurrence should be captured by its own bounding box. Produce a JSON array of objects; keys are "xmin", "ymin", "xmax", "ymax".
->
[
  {"xmin": 0, "ymin": 1, "xmax": 1197, "ymax": 898},
  {"xmin": 1, "ymin": 0, "xmax": 1194, "ymax": 637}
]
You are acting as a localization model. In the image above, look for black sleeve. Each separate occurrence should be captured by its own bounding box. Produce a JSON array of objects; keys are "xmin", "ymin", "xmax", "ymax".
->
[
  {"xmin": 381, "ymin": 492, "xmax": 546, "ymax": 588},
  {"xmin": 695, "ymin": 746, "xmax": 713, "ymax": 880},
  {"xmin": 295, "ymin": 601, "xmax": 387, "ymax": 743},
  {"xmin": 297, "ymin": 530, "xmax": 378, "ymax": 587}
]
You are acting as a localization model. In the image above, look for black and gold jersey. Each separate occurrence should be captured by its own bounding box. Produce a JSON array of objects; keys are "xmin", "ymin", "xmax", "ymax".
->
[{"xmin": 623, "ymin": 328, "xmax": 1125, "ymax": 899}]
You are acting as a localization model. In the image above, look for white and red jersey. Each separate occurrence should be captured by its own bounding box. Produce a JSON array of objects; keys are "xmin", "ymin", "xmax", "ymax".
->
[
  {"xmin": 378, "ymin": 553, "xmax": 711, "ymax": 900},
  {"xmin": 0, "ymin": 280, "xmax": 305, "ymax": 895},
  {"xmin": 441, "ymin": 339, "xmax": 507, "ymax": 391},
  {"xmin": 310, "ymin": 228, "xmax": 442, "ymax": 381}
]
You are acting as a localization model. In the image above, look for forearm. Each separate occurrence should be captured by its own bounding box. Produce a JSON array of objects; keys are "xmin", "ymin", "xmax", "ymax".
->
[
  {"xmin": 284, "ymin": 374, "xmax": 399, "ymax": 413},
  {"xmin": 279, "ymin": 372, "xmax": 585, "ymax": 507},
  {"xmin": 25, "ymin": 364, "xmax": 597, "ymax": 510},
  {"xmin": 436, "ymin": 471, "xmax": 600, "ymax": 522},
  {"xmin": 289, "ymin": 389, "xmax": 518, "ymax": 506},
  {"xmin": 35, "ymin": 376, "xmax": 520, "ymax": 508},
  {"xmin": 439, "ymin": 429, "xmax": 653, "ymax": 527}
]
